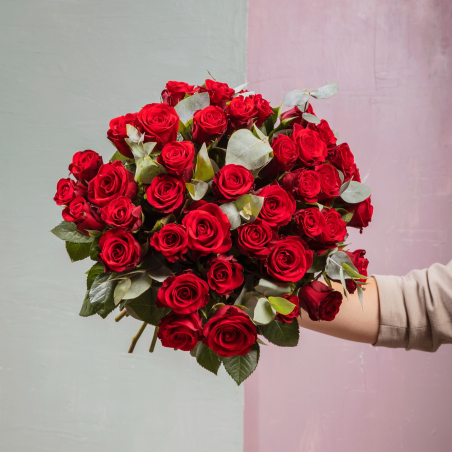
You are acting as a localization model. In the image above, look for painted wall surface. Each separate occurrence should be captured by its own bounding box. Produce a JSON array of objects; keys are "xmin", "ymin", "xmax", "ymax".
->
[
  {"xmin": 246, "ymin": 1, "xmax": 452, "ymax": 451},
  {"xmin": 0, "ymin": 1, "xmax": 248, "ymax": 451}
]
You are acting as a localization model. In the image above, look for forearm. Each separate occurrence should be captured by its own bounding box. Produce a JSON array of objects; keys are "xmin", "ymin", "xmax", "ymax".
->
[{"xmin": 298, "ymin": 277, "xmax": 380, "ymax": 344}]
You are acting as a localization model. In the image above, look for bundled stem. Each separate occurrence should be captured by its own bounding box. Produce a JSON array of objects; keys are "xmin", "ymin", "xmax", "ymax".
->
[
  {"xmin": 115, "ymin": 309, "xmax": 128, "ymax": 322},
  {"xmin": 128, "ymin": 322, "xmax": 147, "ymax": 353},
  {"xmin": 149, "ymin": 326, "xmax": 159, "ymax": 353}
]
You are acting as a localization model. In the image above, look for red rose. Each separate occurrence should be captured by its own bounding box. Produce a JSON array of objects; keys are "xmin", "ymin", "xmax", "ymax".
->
[
  {"xmin": 316, "ymin": 119, "xmax": 337, "ymax": 148},
  {"xmin": 146, "ymin": 174, "xmax": 185, "ymax": 214},
  {"xmin": 345, "ymin": 249, "xmax": 369, "ymax": 293},
  {"xmin": 328, "ymin": 143, "xmax": 355, "ymax": 180},
  {"xmin": 161, "ymin": 81, "xmax": 195, "ymax": 107},
  {"xmin": 349, "ymin": 163, "xmax": 361, "ymax": 182},
  {"xmin": 236, "ymin": 219, "xmax": 277, "ymax": 259},
  {"xmin": 182, "ymin": 203, "xmax": 232, "ymax": 257},
  {"xmin": 157, "ymin": 141, "xmax": 195, "ymax": 181},
  {"xmin": 62, "ymin": 196, "xmax": 105, "ymax": 235},
  {"xmin": 199, "ymin": 79, "xmax": 235, "ymax": 107},
  {"xmin": 253, "ymin": 94, "xmax": 273, "ymax": 128},
  {"xmin": 294, "ymin": 207, "xmax": 326, "ymax": 238},
  {"xmin": 100, "ymin": 196, "xmax": 142, "ymax": 231},
  {"xmin": 99, "ymin": 229, "xmax": 142, "ymax": 272},
  {"xmin": 136, "ymin": 103, "xmax": 179, "ymax": 149},
  {"xmin": 88, "ymin": 161, "xmax": 137, "ymax": 207},
  {"xmin": 280, "ymin": 103, "xmax": 315, "ymax": 128},
  {"xmin": 261, "ymin": 134, "xmax": 298, "ymax": 178},
  {"xmin": 281, "ymin": 168, "xmax": 321, "ymax": 203},
  {"xmin": 68, "ymin": 150, "xmax": 103, "ymax": 183},
  {"xmin": 150, "ymin": 223, "xmax": 188, "ymax": 263},
  {"xmin": 202, "ymin": 305, "xmax": 257, "ymax": 357},
  {"xmin": 207, "ymin": 255, "xmax": 244, "ymax": 296},
  {"xmin": 265, "ymin": 236, "xmax": 313, "ymax": 282},
  {"xmin": 157, "ymin": 311, "xmax": 203, "ymax": 351},
  {"xmin": 318, "ymin": 209, "xmax": 347, "ymax": 245},
  {"xmin": 107, "ymin": 113, "xmax": 137, "ymax": 159},
  {"xmin": 298, "ymin": 281, "xmax": 343, "ymax": 321},
  {"xmin": 275, "ymin": 294, "xmax": 300, "ymax": 323},
  {"xmin": 226, "ymin": 96, "xmax": 258, "ymax": 132},
  {"xmin": 192, "ymin": 106, "xmax": 227, "ymax": 145},
  {"xmin": 156, "ymin": 273, "xmax": 209, "ymax": 314},
  {"xmin": 212, "ymin": 164, "xmax": 254, "ymax": 203},
  {"xmin": 347, "ymin": 197, "xmax": 373, "ymax": 232},
  {"xmin": 257, "ymin": 184, "xmax": 296, "ymax": 227},
  {"xmin": 292, "ymin": 124, "xmax": 327, "ymax": 166},
  {"xmin": 54, "ymin": 178, "xmax": 87, "ymax": 206},
  {"xmin": 315, "ymin": 163, "xmax": 341, "ymax": 200}
]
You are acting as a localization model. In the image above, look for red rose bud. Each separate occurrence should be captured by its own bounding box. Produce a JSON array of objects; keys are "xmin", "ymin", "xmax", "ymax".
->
[
  {"xmin": 182, "ymin": 203, "xmax": 232, "ymax": 258},
  {"xmin": 202, "ymin": 305, "xmax": 257, "ymax": 357},
  {"xmin": 212, "ymin": 164, "xmax": 254, "ymax": 203},
  {"xmin": 256, "ymin": 184, "xmax": 296, "ymax": 227},
  {"xmin": 54, "ymin": 178, "xmax": 87, "ymax": 206},
  {"xmin": 317, "ymin": 208, "xmax": 347, "ymax": 245},
  {"xmin": 261, "ymin": 134, "xmax": 298, "ymax": 179},
  {"xmin": 150, "ymin": 223, "xmax": 189, "ymax": 263},
  {"xmin": 347, "ymin": 197, "xmax": 373, "ymax": 232},
  {"xmin": 99, "ymin": 229, "xmax": 142, "ymax": 273},
  {"xmin": 88, "ymin": 161, "xmax": 137, "ymax": 207},
  {"xmin": 207, "ymin": 255, "xmax": 244, "ymax": 296},
  {"xmin": 135, "ymin": 103, "xmax": 179, "ymax": 149},
  {"xmin": 68, "ymin": 150, "xmax": 103, "ymax": 183},
  {"xmin": 344, "ymin": 249, "xmax": 369, "ymax": 294},
  {"xmin": 161, "ymin": 81, "xmax": 195, "ymax": 107},
  {"xmin": 107, "ymin": 113, "xmax": 137, "ymax": 159},
  {"xmin": 236, "ymin": 219, "xmax": 277, "ymax": 259},
  {"xmin": 264, "ymin": 236, "xmax": 313, "ymax": 282},
  {"xmin": 157, "ymin": 311, "xmax": 203, "ymax": 352},
  {"xmin": 252, "ymin": 94, "xmax": 273, "ymax": 128},
  {"xmin": 156, "ymin": 273, "xmax": 209, "ymax": 315},
  {"xmin": 62, "ymin": 196, "xmax": 105, "ymax": 235},
  {"xmin": 294, "ymin": 207, "xmax": 326, "ymax": 239},
  {"xmin": 275, "ymin": 294, "xmax": 300, "ymax": 323},
  {"xmin": 157, "ymin": 141, "xmax": 195, "ymax": 181},
  {"xmin": 292, "ymin": 124, "xmax": 327, "ymax": 167},
  {"xmin": 280, "ymin": 103, "xmax": 315, "ymax": 128},
  {"xmin": 281, "ymin": 168, "xmax": 321, "ymax": 203},
  {"xmin": 100, "ymin": 196, "xmax": 142, "ymax": 231},
  {"xmin": 316, "ymin": 119, "xmax": 337, "ymax": 148},
  {"xmin": 226, "ymin": 95, "xmax": 258, "ymax": 133},
  {"xmin": 146, "ymin": 174, "xmax": 185, "ymax": 214},
  {"xmin": 298, "ymin": 281, "xmax": 343, "ymax": 321},
  {"xmin": 192, "ymin": 105, "xmax": 227, "ymax": 145},
  {"xmin": 328, "ymin": 143, "xmax": 356, "ymax": 180},
  {"xmin": 198, "ymin": 79, "xmax": 235, "ymax": 107},
  {"xmin": 315, "ymin": 163, "xmax": 341, "ymax": 200}
]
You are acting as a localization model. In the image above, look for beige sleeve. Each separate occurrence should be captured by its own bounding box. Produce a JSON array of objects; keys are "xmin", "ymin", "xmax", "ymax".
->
[{"xmin": 373, "ymin": 260, "xmax": 452, "ymax": 352}]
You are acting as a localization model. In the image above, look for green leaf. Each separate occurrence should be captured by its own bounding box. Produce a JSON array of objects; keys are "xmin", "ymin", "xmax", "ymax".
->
[
  {"xmin": 339, "ymin": 265, "xmax": 348, "ymax": 299},
  {"xmin": 302, "ymin": 112, "xmax": 321, "ymax": 125},
  {"xmin": 268, "ymin": 296, "xmax": 296, "ymax": 315},
  {"xmin": 109, "ymin": 150, "xmax": 129, "ymax": 163},
  {"xmin": 341, "ymin": 210, "xmax": 355, "ymax": 223},
  {"xmin": 283, "ymin": 89, "xmax": 310, "ymax": 107},
  {"xmin": 325, "ymin": 250, "xmax": 359, "ymax": 280},
  {"xmin": 65, "ymin": 241, "xmax": 91, "ymax": 262},
  {"xmin": 140, "ymin": 255, "xmax": 174, "ymax": 282},
  {"xmin": 87, "ymin": 273, "xmax": 118, "ymax": 319},
  {"xmin": 253, "ymin": 298, "xmax": 275, "ymax": 325},
  {"xmin": 79, "ymin": 290, "xmax": 96, "ymax": 317},
  {"xmin": 125, "ymin": 286, "xmax": 169, "ymax": 325},
  {"xmin": 342, "ymin": 263, "xmax": 369, "ymax": 280},
  {"xmin": 235, "ymin": 194, "xmax": 264, "ymax": 219},
  {"xmin": 219, "ymin": 202, "xmax": 241, "ymax": 230},
  {"xmin": 254, "ymin": 279, "xmax": 292, "ymax": 297},
  {"xmin": 310, "ymin": 82, "xmax": 339, "ymax": 99},
  {"xmin": 143, "ymin": 141, "xmax": 157, "ymax": 157},
  {"xmin": 51, "ymin": 221, "xmax": 94, "ymax": 244},
  {"xmin": 307, "ymin": 253, "xmax": 328, "ymax": 273},
  {"xmin": 135, "ymin": 156, "xmax": 165, "ymax": 184},
  {"xmin": 340, "ymin": 181, "xmax": 371, "ymax": 204},
  {"xmin": 190, "ymin": 341, "xmax": 201, "ymax": 357},
  {"xmin": 193, "ymin": 143, "xmax": 214, "ymax": 181},
  {"xmin": 148, "ymin": 214, "xmax": 176, "ymax": 234},
  {"xmin": 86, "ymin": 263, "xmax": 104, "ymax": 290},
  {"xmin": 114, "ymin": 278, "xmax": 132, "ymax": 305},
  {"xmin": 337, "ymin": 169, "xmax": 344, "ymax": 183},
  {"xmin": 186, "ymin": 180, "xmax": 209, "ymax": 201},
  {"xmin": 223, "ymin": 343, "xmax": 260, "ymax": 385},
  {"xmin": 175, "ymin": 92, "xmax": 210, "ymax": 125},
  {"xmin": 196, "ymin": 342, "xmax": 222, "ymax": 375},
  {"xmin": 122, "ymin": 272, "xmax": 152, "ymax": 299},
  {"xmin": 225, "ymin": 129, "xmax": 272, "ymax": 171},
  {"xmin": 260, "ymin": 318, "xmax": 299, "ymax": 347}
]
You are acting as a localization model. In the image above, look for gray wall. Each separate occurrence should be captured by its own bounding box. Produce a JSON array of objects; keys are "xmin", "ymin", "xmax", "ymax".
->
[{"xmin": 0, "ymin": 1, "xmax": 248, "ymax": 451}]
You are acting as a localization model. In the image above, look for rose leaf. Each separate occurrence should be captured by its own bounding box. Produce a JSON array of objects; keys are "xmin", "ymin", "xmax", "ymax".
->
[
  {"xmin": 260, "ymin": 318, "xmax": 299, "ymax": 347},
  {"xmin": 195, "ymin": 342, "xmax": 222, "ymax": 375},
  {"xmin": 222, "ymin": 343, "xmax": 260, "ymax": 385}
]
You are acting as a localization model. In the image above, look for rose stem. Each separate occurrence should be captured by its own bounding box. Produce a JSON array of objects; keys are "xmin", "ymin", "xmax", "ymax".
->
[
  {"xmin": 115, "ymin": 310, "xmax": 128, "ymax": 322},
  {"xmin": 128, "ymin": 322, "xmax": 147, "ymax": 353},
  {"xmin": 149, "ymin": 326, "xmax": 159, "ymax": 353}
]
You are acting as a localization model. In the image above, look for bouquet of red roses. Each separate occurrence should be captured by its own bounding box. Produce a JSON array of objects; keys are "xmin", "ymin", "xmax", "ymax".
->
[{"xmin": 52, "ymin": 77, "xmax": 373, "ymax": 385}]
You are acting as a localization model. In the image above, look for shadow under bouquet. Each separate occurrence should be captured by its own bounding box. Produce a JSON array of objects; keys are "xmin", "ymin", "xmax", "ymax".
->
[{"xmin": 52, "ymin": 77, "xmax": 373, "ymax": 385}]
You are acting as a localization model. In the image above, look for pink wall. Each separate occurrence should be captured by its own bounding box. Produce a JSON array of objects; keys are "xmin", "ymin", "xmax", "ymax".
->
[{"xmin": 245, "ymin": 1, "xmax": 452, "ymax": 451}]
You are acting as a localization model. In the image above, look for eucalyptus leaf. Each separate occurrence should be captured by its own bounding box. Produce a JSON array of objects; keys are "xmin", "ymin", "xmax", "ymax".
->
[
  {"xmin": 186, "ymin": 180, "xmax": 209, "ymax": 201},
  {"xmin": 126, "ymin": 124, "xmax": 143, "ymax": 143},
  {"xmin": 268, "ymin": 296, "xmax": 296, "ymax": 315},
  {"xmin": 340, "ymin": 181, "xmax": 371, "ymax": 204},
  {"xmin": 235, "ymin": 194, "xmax": 264, "ymax": 218},
  {"xmin": 339, "ymin": 178, "xmax": 352, "ymax": 195},
  {"xmin": 65, "ymin": 241, "xmax": 91, "ymax": 262},
  {"xmin": 341, "ymin": 210, "xmax": 355, "ymax": 223},
  {"xmin": 225, "ymin": 129, "xmax": 272, "ymax": 171},
  {"xmin": 325, "ymin": 251, "xmax": 358, "ymax": 280},
  {"xmin": 233, "ymin": 82, "xmax": 248, "ymax": 93},
  {"xmin": 143, "ymin": 141, "xmax": 158, "ymax": 156},
  {"xmin": 337, "ymin": 169, "xmax": 344, "ymax": 183},
  {"xmin": 114, "ymin": 278, "xmax": 132, "ymax": 305},
  {"xmin": 260, "ymin": 318, "xmax": 299, "ymax": 347},
  {"xmin": 307, "ymin": 253, "xmax": 328, "ymax": 273},
  {"xmin": 109, "ymin": 150, "xmax": 129, "ymax": 163},
  {"xmin": 51, "ymin": 221, "xmax": 94, "ymax": 244},
  {"xmin": 125, "ymin": 286, "xmax": 169, "ymax": 325},
  {"xmin": 342, "ymin": 263, "xmax": 369, "ymax": 280},
  {"xmin": 253, "ymin": 298, "xmax": 275, "ymax": 325},
  {"xmin": 223, "ymin": 343, "xmax": 260, "ymax": 385},
  {"xmin": 339, "ymin": 265, "xmax": 348, "ymax": 299},
  {"xmin": 193, "ymin": 143, "xmax": 214, "ymax": 181},
  {"xmin": 135, "ymin": 156, "xmax": 165, "ymax": 184},
  {"xmin": 219, "ymin": 202, "xmax": 241, "ymax": 230},
  {"xmin": 196, "ymin": 342, "xmax": 222, "ymax": 375},
  {"xmin": 310, "ymin": 82, "xmax": 339, "ymax": 99},
  {"xmin": 175, "ymin": 92, "xmax": 210, "ymax": 125},
  {"xmin": 141, "ymin": 255, "xmax": 174, "ymax": 282},
  {"xmin": 122, "ymin": 272, "xmax": 153, "ymax": 300},
  {"xmin": 254, "ymin": 279, "xmax": 292, "ymax": 297},
  {"xmin": 283, "ymin": 89, "xmax": 310, "ymax": 107},
  {"xmin": 302, "ymin": 112, "xmax": 321, "ymax": 125}
]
